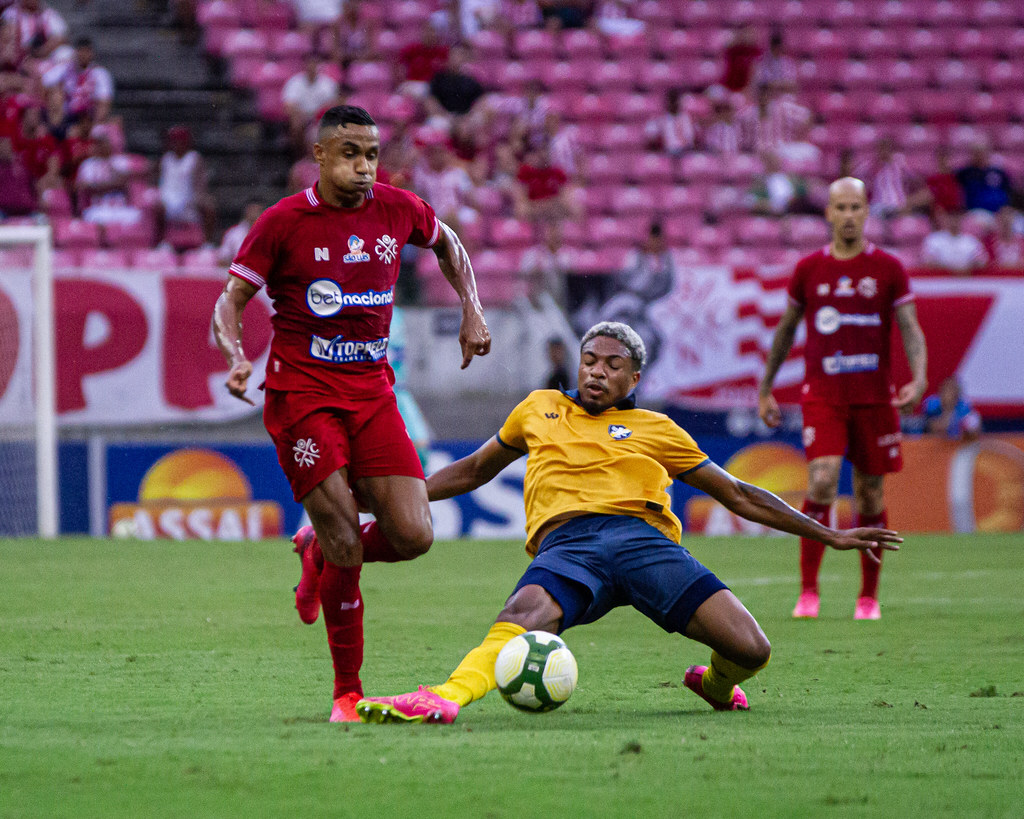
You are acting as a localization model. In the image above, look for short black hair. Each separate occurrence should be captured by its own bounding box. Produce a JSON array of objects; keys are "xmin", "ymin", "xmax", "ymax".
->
[
  {"xmin": 318, "ymin": 105, "xmax": 376, "ymax": 136},
  {"xmin": 73, "ymin": 36, "xmax": 93, "ymax": 49}
]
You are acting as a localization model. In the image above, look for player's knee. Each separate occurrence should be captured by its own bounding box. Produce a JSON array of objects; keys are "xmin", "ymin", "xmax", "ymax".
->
[
  {"xmin": 499, "ymin": 585, "xmax": 561, "ymax": 632},
  {"xmin": 742, "ymin": 633, "xmax": 772, "ymax": 670},
  {"xmin": 391, "ymin": 521, "xmax": 433, "ymax": 559},
  {"xmin": 317, "ymin": 524, "xmax": 362, "ymax": 566}
]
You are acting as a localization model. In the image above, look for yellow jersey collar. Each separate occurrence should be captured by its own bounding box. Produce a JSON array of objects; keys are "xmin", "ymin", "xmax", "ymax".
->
[{"xmin": 561, "ymin": 387, "xmax": 638, "ymax": 415}]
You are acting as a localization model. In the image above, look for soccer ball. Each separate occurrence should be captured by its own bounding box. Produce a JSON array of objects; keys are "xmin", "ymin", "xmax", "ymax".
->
[{"xmin": 494, "ymin": 630, "xmax": 578, "ymax": 712}]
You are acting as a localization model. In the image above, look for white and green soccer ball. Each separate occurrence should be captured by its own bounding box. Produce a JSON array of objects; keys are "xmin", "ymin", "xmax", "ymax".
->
[{"xmin": 494, "ymin": 630, "xmax": 578, "ymax": 712}]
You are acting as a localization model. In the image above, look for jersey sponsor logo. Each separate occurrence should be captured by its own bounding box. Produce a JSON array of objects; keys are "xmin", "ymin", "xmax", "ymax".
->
[
  {"xmin": 375, "ymin": 234, "xmax": 399, "ymax": 264},
  {"xmin": 813, "ymin": 305, "xmax": 881, "ymax": 335},
  {"xmin": 817, "ymin": 283, "xmax": 830, "ymax": 296},
  {"xmin": 877, "ymin": 432, "xmax": 902, "ymax": 446},
  {"xmin": 293, "ymin": 437, "xmax": 320, "ymax": 467},
  {"xmin": 306, "ymin": 279, "xmax": 394, "ymax": 316},
  {"xmin": 544, "ymin": 412, "xmax": 559, "ymax": 419},
  {"xmin": 822, "ymin": 351, "xmax": 880, "ymax": 375},
  {"xmin": 309, "ymin": 333, "xmax": 389, "ymax": 364},
  {"xmin": 857, "ymin": 276, "xmax": 877, "ymax": 298},
  {"xmin": 803, "ymin": 426, "xmax": 815, "ymax": 448},
  {"xmin": 835, "ymin": 276, "xmax": 855, "ymax": 296},
  {"xmin": 344, "ymin": 235, "xmax": 370, "ymax": 263},
  {"xmin": 608, "ymin": 424, "xmax": 632, "ymax": 440},
  {"xmin": 314, "ymin": 247, "xmax": 330, "ymax": 261}
]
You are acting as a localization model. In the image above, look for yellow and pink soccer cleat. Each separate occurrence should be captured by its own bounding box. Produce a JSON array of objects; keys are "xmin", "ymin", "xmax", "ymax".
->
[
  {"xmin": 854, "ymin": 596, "xmax": 881, "ymax": 620},
  {"xmin": 291, "ymin": 525, "xmax": 322, "ymax": 624},
  {"xmin": 792, "ymin": 590, "xmax": 820, "ymax": 619},
  {"xmin": 356, "ymin": 686, "xmax": 460, "ymax": 725},
  {"xmin": 683, "ymin": 665, "xmax": 750, "ymax": 711}
]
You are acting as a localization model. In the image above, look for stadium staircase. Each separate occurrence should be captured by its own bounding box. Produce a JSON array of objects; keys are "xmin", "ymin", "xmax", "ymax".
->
[{"xmin": 48, "ymin": 0, "xmax": 291, "ymax": 228}]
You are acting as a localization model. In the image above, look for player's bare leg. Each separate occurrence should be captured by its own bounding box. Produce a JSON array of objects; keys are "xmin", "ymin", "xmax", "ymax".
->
[
  {"xmin": 683, "ymin": 590, "xmax": 771, "ymax": 710},
  {"xmin": 354, "ymin": 474, "xmax": 433, "ymax": 560},
  {"xmin": 852, "ymin": 468, "xmax": 886, "ymax": 620},
  {"xmin": 302, "ymin": 469, "xmax": 366, "ymax": 722},
  {"xmin": 794, "ymin": 455, "xmax": 842, "ymax": 618}
]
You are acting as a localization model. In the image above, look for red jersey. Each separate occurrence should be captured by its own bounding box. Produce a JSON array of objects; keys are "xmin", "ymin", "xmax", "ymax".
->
[
  {"xmin": 787, "ymin": 244, "xmax": 913, "ymax": 405},
  {"xmin": 229, "ymin": 182, "xmax": 439, "ymax": 392}
]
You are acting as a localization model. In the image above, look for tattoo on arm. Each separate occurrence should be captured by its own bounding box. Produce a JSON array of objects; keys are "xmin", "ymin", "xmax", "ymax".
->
[
  {"xmin": 896, "ymin": 303, "xmax": 928, "ymax": 382},
  {"xmin": 761, "ymin": 305, "xmax": 803, "ymax": 393}
]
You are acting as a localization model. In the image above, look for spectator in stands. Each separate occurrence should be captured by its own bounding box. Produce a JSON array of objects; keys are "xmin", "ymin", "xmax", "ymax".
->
[
  {"xmin": 156, "ymin": 125, "xmax": 215, "ymax": 247},
  {"xmin": 58, "ymin": 117, "xmax": 92, "ymax": 185},
  {"xmin": 288, "ymin": 0, "xmax": 342, "ymax": 40},
  {"xmin": 923, "ymin": 377, "xmax": 981, "ymax": 442},
  {"xmin": 645, "ymin": 88, "xmax": 696, "ymax": 157},
  {"xmin": 956, "ymin": 142, "xmax": 1013, "ymax": 217},
  {"xmin": 748, "ymin": 150, "xmax": 811, "ymax": 216},
  {"xmin": 40, "ymin": 82, "xmax": 71, "ymax": 139},
  {"xmin": 592, "ymin": 0, "xmax": 645, "ymax": 37},
  {"xmin": 542, "ymin": 336, "xmax": 571, "ymax": 389},
  {"xmin": 1, "ymin": 0, "xmax": 67, "ymax": 66},
  {"xmin": 428, "ymin": 44, "xmax": 485, "ymax": 117},
  {"xmin": 907, "ymin": 145, "xmax": 964, "ymax": 216},
  {"xmin": 218, "ymin": 198, "xmax": 265, "ymax": 265},
  {"xmin": 282, "ymin": 54, "xmax": 340, "ymax": 155},
  {"xmin": 74, "ymin": 126, "xmax": 141, "ymax": 226},
  {"xmin": 325, "ymin": 0, "xmax": 375, "ymax": 68},
  {"xmin": 0, "ymin": 134, "xmax": 37, "ymax": 216},
  {"xmin": 921, "ymin": 208, "xmax": 988, "ymax": 274},
  {"xmin": 700, "ymin": 86, "xmax": 741, "ymax": 155},
  {"xmin": 752, "ymin": 29, "xmax": 797, "ymax": 92},
  {"xmin": 459, "ymin": 0, "xmax": 501, "ymax": 38},
  {"xmin": 14, "ymin": 103, "xmax": 61, "ymax": 190},
  {"xmin": 720, "ymin": 24, "xmax": 761, "ymax": 93},
  {"xmin": 399, "ymin": 21, "xmax": 450, "ymax": 97},
  {"xmin": 540, "ymin": 109, "xmax": 582, "ymax": 181},
  {"xmin": 410, "ymin": 126, "xmax": 479, "ymax": 243},
  {"xmin": 508, "ymin": 79, "xmax": 550, "ymax": 153},
  {"xmin": 775, "ymin": 118, "xmax": 822, "ymax": 176},
  {"xmin": 615, "ymin": 222, "xmax": 673, "ymax": 303},
  {"xmin": 520, "ymin": 220, "xmax": 570, "ymax": 309},
  {"xmin": 42, "ymin": 36, "xmax": 114, "ymax": 123},
  {"xmin": 0, "ymin": 14, "xmax": 23, "ymax": 72},
  {"xmin": 861, "ymin": 136, "xmax": 914, "ymax": 219},
  {"xmin": 514, "ymin": 142, "xmax": 580, "ymax": 223},
  {"xmin": 538, "ymin": 0, "xmax": 592, "ymax": 29},
  {"xmin": 986, "ymin": 206, "xmax": 1024, "ymax": 269}
]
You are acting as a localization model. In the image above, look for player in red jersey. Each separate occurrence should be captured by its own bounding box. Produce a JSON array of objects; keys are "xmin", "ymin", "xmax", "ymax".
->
[
  {"xmin": 211, "ymin": 105, "xmax": 491, "ymax": 721},
  {"xmin": 758, "ymin": 177, "xmax": 928, "ymax": 621}
]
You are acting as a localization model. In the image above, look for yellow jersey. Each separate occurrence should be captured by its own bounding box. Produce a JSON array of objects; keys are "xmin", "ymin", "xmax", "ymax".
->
[{"xmin": 497, "ymin": 389, "xmax": 709, "ymax": 555}]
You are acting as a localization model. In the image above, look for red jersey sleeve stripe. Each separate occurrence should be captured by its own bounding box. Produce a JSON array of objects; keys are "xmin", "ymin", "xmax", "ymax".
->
[
  {"xmin": 894, "ymin": 293, "xmax": 915, "ymax": 306},
  {"xmin": 229, "ymin": 262, "xmax": 266, "ymax": 289},
  {"xmin": 424, "ymin": 217, "xmax": 440, "ymax": 248}
]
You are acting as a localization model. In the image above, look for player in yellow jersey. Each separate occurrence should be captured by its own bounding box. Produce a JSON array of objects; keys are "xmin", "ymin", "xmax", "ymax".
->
[{"xmin": 357, "ymin": 322, "xmax": 901, "ymax": 723}]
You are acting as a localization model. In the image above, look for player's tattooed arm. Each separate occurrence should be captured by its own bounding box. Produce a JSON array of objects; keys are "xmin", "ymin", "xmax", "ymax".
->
[
  {"xmin": 894, "ymin": 301, "xmax": 928, "ymax": 411},
  {"xmin": 433, "ymin": 220, "xmax": 492, "ymax": 368},
  {"xmin": 757, "ymin": 301, "xmax": 803, "ymax": 427},
  {"xmin": 212, "ymin": 275, "xmax": 259, "ymax": 405}
]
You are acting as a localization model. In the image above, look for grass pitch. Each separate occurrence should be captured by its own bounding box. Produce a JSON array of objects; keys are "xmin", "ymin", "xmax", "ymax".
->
[{"xmin": 1, "ymin": 533, "xmax": 1022, "ymax": 818}]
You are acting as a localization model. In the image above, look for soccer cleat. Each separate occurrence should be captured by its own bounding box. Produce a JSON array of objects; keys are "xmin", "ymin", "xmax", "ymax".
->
[
  {"xmin": 854, "ymin": 596, "xmax": 881, "ymax": 620},
  {"xmin": 683, "ymin": 665, "xmax": 750, "ymax": 711},
  {"xmin": 329, "ymin": 691, "xmax": 362, "ymax": 723},
  {"xmin": 356, "ymin": 686, "xmax": 460, "ymax": 725},
  {"xmin": 792, "ymin": 590, "xmax": 820, "ymax": 619},
  {"xmin": 291, "ymin": 525, "xmax": 322, "ymax": 624}
]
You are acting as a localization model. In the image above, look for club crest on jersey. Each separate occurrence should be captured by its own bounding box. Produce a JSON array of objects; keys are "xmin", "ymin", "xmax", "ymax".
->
[
  {"xmin": 608, "ymin": 424, "xmax": 632, "ymax": 440},
  {"xmin": 375, "ymin": 234, "xmax": 399, "ymax": 263},
  {"xmin": 817, "ymin": 283, "xmax": 830, "ymax": 296},
  {"xmin": 344, "ymin": 235, "xmax": 370, "ymax": 263},
  {"xmin": 857, "ymin": 276, "xmax": 877, "ymax": 297},
  {"xmin": 835, "ymin": 276, "xmax": 855, "ymax": 296}
]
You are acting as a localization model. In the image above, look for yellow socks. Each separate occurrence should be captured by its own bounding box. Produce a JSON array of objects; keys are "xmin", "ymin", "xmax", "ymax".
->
[
  {"xmin": 701, "ymin": 650, "xmax": 770, "ymax": 703},
  {"xmin": 431, "ymin": 621, "xmax": 527, "ymax": 706}
]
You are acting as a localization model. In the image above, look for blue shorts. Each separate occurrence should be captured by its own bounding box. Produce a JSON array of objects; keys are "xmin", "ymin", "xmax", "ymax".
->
[{"xmin": 512, "ymin": 514, "xmax": 728, "ymax": 635}]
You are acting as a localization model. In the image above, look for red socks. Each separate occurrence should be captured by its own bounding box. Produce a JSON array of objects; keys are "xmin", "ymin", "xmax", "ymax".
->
[
  {"xmin": 359, "ymin": 521, "xmax": 406, "ymax": 563},
  {"xmin": 799, "ymin": 499, "xmax": 832, "ymax": 593},
  {"xmin": 319, "ymin": 561, "xmax": 364, "ymax": 698},
  {"xmin": 856, "ymin": 510, "xmax": 887, "ymax": 599}
]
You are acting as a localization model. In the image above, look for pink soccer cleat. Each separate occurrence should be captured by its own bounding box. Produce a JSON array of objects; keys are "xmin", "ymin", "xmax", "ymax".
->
[
  {"xmin": 683, "ymin": 665, "xmax": 750, "ymax": 711},
  {"xmin": 356, "ymin": 686, "xmax": 460, "ymax": 725},
  {"xmin": 330, "ymin": 691, "xmax": 362, "ymax": 723},
  {"xmin": 291, "ymin": 525, "xmax": 322, "ymax": 624},
  {"xmin": 854, "ymin": 596, "xmax": 881, "ymax": 620},
  {"xmin": 792, "ymin": 590, "xmax": 820, "ymax": 619}
]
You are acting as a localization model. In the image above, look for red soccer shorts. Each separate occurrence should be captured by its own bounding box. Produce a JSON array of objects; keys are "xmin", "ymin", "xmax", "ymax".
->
[
  {"xmin": 263, "ymin": 385, "xmax": 425, "ymax": 503},
  {"xmin": 800, "ymin": 400, "xmax": 903, "ymax": 475}
]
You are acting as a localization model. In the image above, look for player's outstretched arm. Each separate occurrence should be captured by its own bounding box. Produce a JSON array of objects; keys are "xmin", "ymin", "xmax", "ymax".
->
[
  {"xmin": 757, "ymin": 301, "xmax": 803, "ymax": 427},
  {"xmin": 426, "ymin": 437, "xmax": 522, "ymax": 501},
  {"xmin": 893, "ymin": 300, "xmax": 928, "ymax": 411},
  {"xmin": 682, "ymin": 462, "xmax": 902, "ymax": 555},
  {"xmin": 432, "ymin": 221, "xmax": 491, "ymax": 369},
  {"xmin": 211, "ymin": 275, "xmax": 259, "ymax": 405}
]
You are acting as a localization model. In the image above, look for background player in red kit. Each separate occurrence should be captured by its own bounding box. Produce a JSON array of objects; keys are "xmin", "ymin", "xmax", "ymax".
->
[
  {"xmin": 758, "ymin": 177, "xmax": 927, "ymax": 621},
  {"xmin": 211, "ymin": 105, "xmax": 491, "ymax": 721}
]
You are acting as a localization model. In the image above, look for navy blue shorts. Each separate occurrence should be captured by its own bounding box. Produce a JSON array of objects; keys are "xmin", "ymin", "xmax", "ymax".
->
[{"xmin": 512, "ymin": 514, "xmax": 728, "ymax": 635}]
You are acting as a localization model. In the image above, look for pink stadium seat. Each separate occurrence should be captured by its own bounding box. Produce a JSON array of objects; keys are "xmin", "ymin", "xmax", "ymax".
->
[
  {"xmin": 653, "ymin": 185, "xmax": 703, "ymax": 215},
  {"xmin": 575, "ymin": 92, "xmax": 628, "ymax": 123},
  {"xmin": 221, "ymin": 28, "xmax": 269, "ymax": 60},
  {"xmin": 678, "ymin": 153, "xmax": 723, "ymax": 184},
  {"xmin": 983, "ymin": 61, "xmax": 1024, "ymax": 91},
  {"xmin": 590, "ymin": 62, "xmax": 637, "ymax": 93},
  {"xmin": 841, "ymin": 60, "xmax": 887, "ymax": 91},
  {"xmin": 620, "ymin": 93, "xmax": 660, "ymax": 122},
  {"xmin": 817, "ymin": 92, "xmax": 859, "ymax": 122},
  {"xmin": 604, "ymin": 31, "xmax": 651, "ymax": 62},
  {"xmin": 492, "ymin": 61, "xmax": 529, "ymax": 93},
  {"xmin": 726, "ymin": 0, "xmax": 776, "ymax": 24},
  {"xmin": 347, "ymin": 62, "xmax": 392, "ymax": 92},
  {"xmin": 605, "ymin": 184, "xmax": 654, "ymax": 217},
  {"xmin": 249, "ymin": 1, "xmax": 292, "ymax": 30},
  {"xmin": 866, "ymin": 94, "xmax": 913, "ymax": 124},
  {"xmin": 883, "ymin": 60, "xmax": 928, "ymax": 90},
  {"xmin": 269, "ymin": 30, "xmax": 312, "ymax": 59},
  {"xmin": 392, "ymin": 0, "xmax": 432, "ymax": 26},
  {"xmin": 53, "ymin": 248, "xmax": 81, "ymax": 268},
  {"xmin": 468, "ymin": 29, "xmax": 506, "ymax": 60},
  {"xmin": 727, "ymin": 153, "xmax": 764, "ymax": 184},
  {"xmin": 163, "ymin": 222, "xmax": 204, "ymax": 252},
  {"xmin": 542, "ymin": 60, "xmax": 595, "ymax": 93},
  {"xmin": 635, "ymin": 0, "xmax": 674, "ymax": 27},
  {"xmin": 689, "ymin": 224, "xmax": 729, "ymax": 252},
  {"xmin": 830, "ymin": 0, "xmax": 875, "ymax": 27},
  {"xmin": 889, "ymin": 214, "xmax": 931, "ymax": 246},
  {"xmin": 660, "ymin": 214, "xmax": 703, "ymax": 245},
  {"xmin": 675, "ymin": 0, "xmax": 718, "ymax": 28},
  {"xmin": 793, "ymin": 29, "xmax": 847, "ymax": 61},
  {"xmin": 197, "ymin": 0, "xmax": 241, "ymax": 27},
  {"xmin": 371, "ymin": 29, "xmax": 402, "ymax": 59},
  {"xmin": 103, "ymin": 220, "xmax": 154, "ymax": 249},
  {"xmin": 876, "ymin": 0, "xmax": 917, "ymax": 27},
  {"xmin": 904, "ymin": 28, "xmax": 949, "ymax": 58},
  {"xmin": 706, "ymin": 185, "xmax": 746, "ymax": 219},
  {"xmin": 39, "ymin": 186, "xmax": 72, "ymax": 217},
  {"xmin": 257, "ymin": 86, "xmax": 285, "ymax": 121},
  {"xmin": 513, "ymin": 29, "xmax": 558, "ymax": 60},
  {"xmin": 582, "ymin": 184, "xmax": 614, "ymax": 214},
  {"xmin": 857, "ymin": 27, "xmax": 904, "ymax": 59},
  {"xmin": 950, "ymin": 28, "xmax": 1001, "ymax": 59},
  {"xmin": 720, "ymin": 247, "xmax": 762, "ymax": 268},
  {"xmin": 894, "ymin": 123, "xmax": 941, "ymax": 153},
  {"xmin": 52, "ymin": 217, "xmax": 101, "ymax": 249},
  {"xmin": 635, "ymin": 61, "xmax": 682, "ymax": 95},
  {"xmin": 913, "ymin": 90, "xmax": 959, "ymax": 125},
  {"xmin": 964, "ymin": 93, "xmax": 1011, "ymax": 124},
  {"xmin": 559, "ymin": 29, "xmax": 603, "ymax": 61},
  {"xmin": 229, "ymin": 55, "xmax": 264, "ymax": 88},
  {"xmin": 587, "ymin": 153, "xmax": 630, "ymax": 184},
  {"xmin": 630, "ymin": 153, "xmax": 674, "ymax": 185},
  {"xmin": 132, "ymin": 246, "xmax": 180, "ymax": 270},
  {"xmin": 488, "ymin": 218, "xmax": 535, "ymax": 249},
  {"xmin": 476, "ymin": 276, "xmax": 525, "ymax": 307},
  {"xmin": 995, "ymin": 124, "xmax": 1024, "ymax": 152},
  {"xmin": 466, "ymin": 249, "xmax": 521, "ymax": 278},
  {"xmin": 932, "ymin": 59, "xmax": 982, "ymax": 90},
  {"xmin": 78, "ymin": 247, "xmax": 133, "ymax": 270},
  {"xmin": 975, "ymin": 0, "xmax": 1017, "ymax": 26},
  {"xmin": 784, "ymin": 215, "xmax": 829, "ymax": 249},
  {"xmin": 674, "ymin": 246, "xmax": 715, "ymax": 266},
  {"xmin": 253, "ymin": 59, "xmax": 298, "ymax": 91},
  {"xmin": 730, "ymin": 216, "xmax": 783, "ymax": 247},
  {"xmin": 649, "ymin": 29, "xmax": 700, "ymax": 60},
  {"xmin": 922, "ymin": 0, "xmax": 971, "ymax": 28}
]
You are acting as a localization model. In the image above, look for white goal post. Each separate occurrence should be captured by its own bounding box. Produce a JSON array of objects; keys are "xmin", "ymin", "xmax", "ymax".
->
[{"xmin": 0, "ymin": 223, "xmax": 57, "ymax": 537}]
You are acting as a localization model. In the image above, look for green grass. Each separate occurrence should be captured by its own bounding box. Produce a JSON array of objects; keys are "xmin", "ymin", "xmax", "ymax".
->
[{"xmin": 1, "ymin": 533, "xmax": 1022, "ymax": 818}]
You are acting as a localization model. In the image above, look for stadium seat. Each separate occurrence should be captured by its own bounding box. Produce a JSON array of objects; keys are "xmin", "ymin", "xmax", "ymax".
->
[
  {"xmin": 269, "ymin": 30, "xmax": 312, "ymax": 59},
  {"xmin": 674, "ymin": 246, "xmax": 715, "ymax": 266},
  {"xmin": 488, "ymin": 218, "xmax": 535, "ymax": 249},
  {"xmin": 468, "ymin": 29, "xmax": 506, "ymax": 60},
  {"xmin": 221, "ymin": 28, "xmax": 269, "ymax": 60},
  {"xmin": 727, "ymin": 153, "xmax": 764, "ymax": 184},
  {"xmin": 635, "ymin": 60, "xmax": 683, "ymax": 94},
  {"xmin": 649, "ymin": 28, "xmax": 699, "ymax": 60},
  {"xmin": 103, "ymin": 220, "xmax": 155, "ymax": 249},
  {"xmin": 984, "ymin": 61, "xmax": 1024, "ymax": 91},
  {"xmin": 630, "ymin": 153, "xmax": 674, "ymax": 185},
  {"xmin": 513, "ymin": 30, "xmax": 558, "ymax": 61},
  {"xmin": 653, "ymin": 184, "xmax": 703, "ymax": 216},
  {"xmin": 635, "ymin": 0, "xmax": 674, "ymax": 27},
  {"xmin": 964, "ymin": 93, "xmax": 1011, "ymax": 125},
  {"xmin": 347, "ymin": 62, "xmax": 393, "ymax": 93},
  {"xmin": 606, "ymin": 185, "xmax": 659, "ymax": 217},
  {"xmin": 559, "ymin": 29, "xmax": 603, "ymax": 61},
  {"xmin": 39, "ymin": 187, "xmax": 72, "ymax": 217},
  {"xmin": 52, "ymin": 248, "xmax": 82, "ymax": 269},
  {"xmin": 975, "ymin": 0, "xmax": 1017, "ymax": 26},
  {"xmin": 392, "ymin": 0, "xmax": 432, "ymax": 26},
  {"xmin": 730, "ymin": 215, "xmax": 783, "ymax": 247},
  {"xmin": 163, "ymin": 221, "xmax": 205, "ymax": 252},
  {"xmin": 882, "ymin": 59, "xmax": 929, "ymax": 90},
  {"xmin": 542, "ymin": 60, "xmax": 596, "ymax": 93},
  {"xmin": 589, "ymin": 62, "xmax": 638, "ymax": 94},
  {"xmin": 492, "ymin": 61, "xmax": 530, "ymax": 93},
  {"xmin": 889, "ymin": 214, "xmax": 931, "ymax": 246},
  {"xmin": 587, "ymin": 153, "xmax": 630, "ymax": 184},
  {"xmin": 932, "ymin": 59, "xmax": 982, "ymax": 90},
  {"xmin": 783, "ymin": 215, "xmax": 829, "ymax": 249},
  {"xmin": 919, "ymin": 0, "xmax": 971, "ymax": 27},
  {"xmin": 904, "ymin": 27, "xmax": 950, "ymax": 58},
  {"xmin": 866, "ymin": 94, "xmax": 913, "ymax": 125},
  {"xmin": 678, "ymin": 153, "xmax": 723, "ymax": 184},
  {"xmin": 476, "ymin": 276, "xmax": 525, "ymax": 307},
  {"xmin": 620, "ymin": 93, "xmax": 660, "ymax": 122},
  {"xmin": 600, "ymin": 123, "xmax": 645, "ymax": 152},
  {"xmin": 246, "ymin": 0, "xmax": 292, "ymax": 30},
  {"xmin": 52, "ymin": 217, "xmax": 101, "ymax": 249},
  {"xmin": 689, "ymin": 224, "xmax": 729, "ymax": 253},
  {"xmin": 856, "ymin": 27, "xmax": 904, "ymax": 59},
  {"xmin": 472, "ymin": 249, "xmax": 523, "ymax": 279},
  {"xmin": 78, "ymin": 247, "xmax": 133, "ymax": 270},
  {"xmin": 132, "ymin": 246, "xmax": 180, "ymax": 270}
]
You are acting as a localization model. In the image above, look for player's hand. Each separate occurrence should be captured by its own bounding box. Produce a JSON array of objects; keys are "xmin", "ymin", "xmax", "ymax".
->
[
  {"xmin": 226, "ymin": 360, "xmax": 255, "ymax": 405},
  {"xmin": 828, "ymin": 528, "xmax": 902, "ymax": 562},
  {"xmin": 893, "ymin": 379, "xmax": 927, "ymax": 412},
  {"xmin": 459, "ymin": 307, "xmax": 491, "ymax": 369},
  {"xmin": 758, "ymin": 393, "xmax": 782, "ymax": 428}
]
